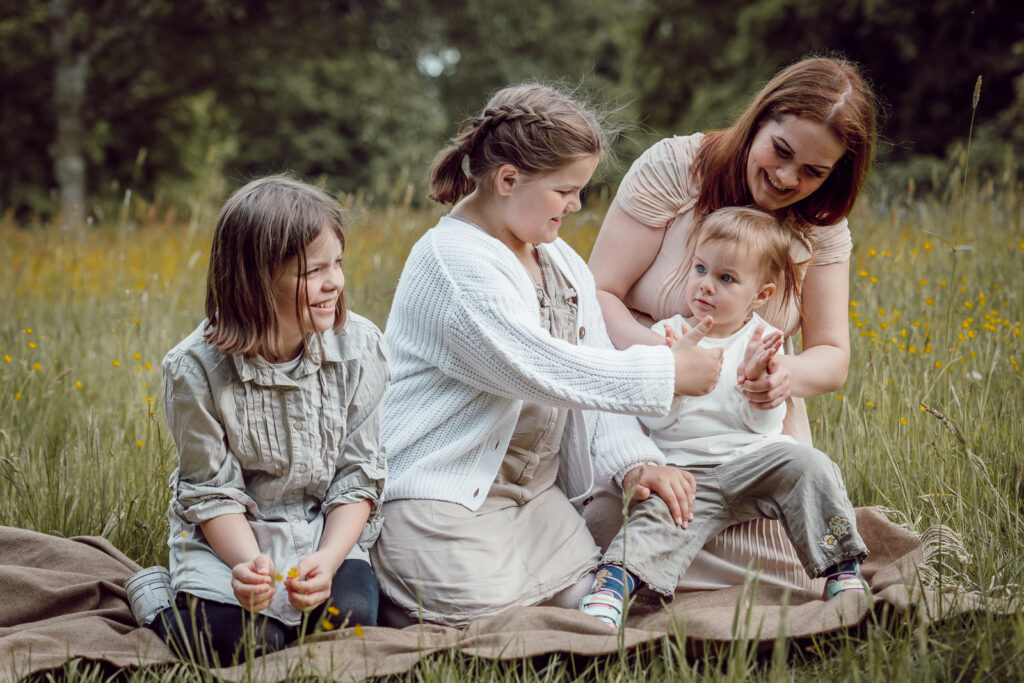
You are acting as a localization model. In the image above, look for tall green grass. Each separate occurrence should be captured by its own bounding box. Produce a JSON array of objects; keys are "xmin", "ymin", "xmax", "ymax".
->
[{"xmin": 1, "ymin": 172, "xmax": 1022, "ymax": 680}]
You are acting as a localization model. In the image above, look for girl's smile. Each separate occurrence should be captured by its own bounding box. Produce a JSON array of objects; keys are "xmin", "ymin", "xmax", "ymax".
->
[{"xmin": 272, "ymin": 229, "xmax": 345, "ymax": 361}]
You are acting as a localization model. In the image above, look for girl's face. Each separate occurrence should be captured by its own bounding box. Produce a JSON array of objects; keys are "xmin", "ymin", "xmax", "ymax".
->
[
  {"xmin": 745, "ymin": 115, "xmax": 845, "ymax": 211},
  {"xmin": 271, "ymin": 229, "xmax": 344, "ymax": 361},
  {"xmin": 685, "ymin": 238, "xmax": 775, "ymax": 337},
  {"xmin": 497, "ymin": 154, "xmax": 599, "ymax": 253}
]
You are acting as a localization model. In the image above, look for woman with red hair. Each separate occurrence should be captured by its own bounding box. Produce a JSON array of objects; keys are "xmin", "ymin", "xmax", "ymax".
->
[{"xmin": 586, "ymin": 56, "xmax": 877, "ymax": 593}]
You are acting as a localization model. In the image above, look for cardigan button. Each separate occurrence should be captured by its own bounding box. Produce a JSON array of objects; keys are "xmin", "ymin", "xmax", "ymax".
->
[
  {"xmin": 582, "ymin": 496, "xmax": 594, "ymax": 506},
  {"xmin": 473, "ymin": 488, "xmax": 480, "ymax": 497},
  {"xmin": 578, "ymin": 326, "xmax": 586, "ymax": 339}
]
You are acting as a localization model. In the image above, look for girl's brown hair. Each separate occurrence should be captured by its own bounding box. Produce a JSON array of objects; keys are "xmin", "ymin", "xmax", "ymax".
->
[
  {"xmin": 429, "ymin": 83, "xmax": 606, "ymax": 204},
  {"xmin": 693, "ymin": 56, "xmax": 877, "ymax": 227},
  {"xmin": 203, "ymin": 175, "xmax": 347, "ymax": 360},
  {"xmin": 688, "ymin": 206, "xmax": 802, "ymax": 312}
]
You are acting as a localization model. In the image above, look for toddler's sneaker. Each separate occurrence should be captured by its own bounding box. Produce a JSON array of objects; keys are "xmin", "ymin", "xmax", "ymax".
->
[
  {"xmin": 580, "ymin": 592, "xmax": 623, "ymax": 629},
  {"xmin": 823, "ymin": 559, "xmax": 869, "ymax": 600},
  {"xmin": 125, "ymin": 566, "xmax": 174, "ymax": 626}
]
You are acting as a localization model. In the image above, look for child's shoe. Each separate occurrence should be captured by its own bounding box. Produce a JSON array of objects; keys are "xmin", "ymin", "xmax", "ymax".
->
[
  {"xmin": 823, "ymin": 559, "xmax": 869, "ymax": 600},
  {"xmin": 124, "ymin": 566, "xmax": 174, "ymax": 626},
  {"xmin": 580, "ymin": 592, "xmax": 623, "ymax": 628},
  {"xmin": 579, "ymin": 565, "xmax": 636, "ymax": 629}
]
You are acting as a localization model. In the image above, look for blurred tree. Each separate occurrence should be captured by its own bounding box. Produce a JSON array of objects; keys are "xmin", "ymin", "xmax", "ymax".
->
[{"xmin": 622, "ymin": 0, "xmax": 1023, "ymax": 164}]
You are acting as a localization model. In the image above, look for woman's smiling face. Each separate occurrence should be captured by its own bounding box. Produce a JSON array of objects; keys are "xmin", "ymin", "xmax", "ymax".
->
[{"xmin": 745, "ymin": 115, "xmax": 846, "ymax": 211}]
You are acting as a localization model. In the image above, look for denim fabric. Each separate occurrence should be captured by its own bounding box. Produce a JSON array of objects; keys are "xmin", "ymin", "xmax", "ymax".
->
[{"xmin": 602, "ymin": 441, "xmax": 867, "ymax": 602}]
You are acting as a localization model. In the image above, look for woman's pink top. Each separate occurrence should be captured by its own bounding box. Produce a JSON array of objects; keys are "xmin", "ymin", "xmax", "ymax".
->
[
  {"xmin": 615, "ymin": 133, "xmax": 852, "ymax": 336},
  {"xmin": 613, "ymin": 133, "xmax": 853, "ymax": 444}
]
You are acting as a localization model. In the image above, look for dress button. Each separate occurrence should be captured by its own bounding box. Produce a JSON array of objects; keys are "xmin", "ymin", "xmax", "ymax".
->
[
  {"xmin": 295, "ymin": 421, "xmax": 303, "ymax": 430},
  {"xmin": 473, "ymin": 488, "xmax": 480, "ymax": 497},
  {"xmin": 297, "ymin": 463, "xmax": 307, "ymax": 473},
  {"xmin": 578, "ymin": 326, "xmax": 586, "ymax": 339}
]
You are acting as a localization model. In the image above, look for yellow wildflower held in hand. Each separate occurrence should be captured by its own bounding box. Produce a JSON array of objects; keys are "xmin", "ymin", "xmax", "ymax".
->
[
  {"xmin": 327, "ymin": 606, "xmax": 340, "ymax": 616},
  {"xmin": 321, "ymin": 619, "xmax": 335, "ymax": 631},
  {"xmin": 287, "ymin": 568, "xmax": 300, "ymax": 579}
]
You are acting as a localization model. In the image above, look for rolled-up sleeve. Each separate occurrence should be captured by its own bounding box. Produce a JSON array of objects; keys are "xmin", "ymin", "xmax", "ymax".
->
[
  {"xmin": 163, "ymin": 351, "xmax": 257, "ymax": 524},
  {"xmin": 323, "ymin": 331, "xmax": 390, "ymax": 525}
]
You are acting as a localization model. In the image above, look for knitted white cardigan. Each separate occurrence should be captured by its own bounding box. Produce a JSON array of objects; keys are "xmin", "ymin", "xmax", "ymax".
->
[{"xmin": 381, "ymin": 216, "xmax": 676, "ymax": 511}]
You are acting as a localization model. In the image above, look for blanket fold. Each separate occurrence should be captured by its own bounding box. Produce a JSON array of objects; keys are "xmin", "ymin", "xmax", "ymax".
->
[{"xmin": 0, "ymin": 508, "xmax": 998, "ymax": 682}]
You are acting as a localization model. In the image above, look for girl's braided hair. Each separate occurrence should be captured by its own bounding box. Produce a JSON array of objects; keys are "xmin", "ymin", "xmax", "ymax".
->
[{"xmin": 429, "ymin": 84, "xmax": 606, "ymax": 204}]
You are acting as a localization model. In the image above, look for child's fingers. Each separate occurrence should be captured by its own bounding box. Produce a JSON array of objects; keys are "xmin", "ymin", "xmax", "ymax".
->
[
  {"xmin": 252, "ymin": 554, "xmax": 275, "ymax": 577},
  {"xmin": 232, "ymin": 561, "xmax": 272, "ymax": 586}
]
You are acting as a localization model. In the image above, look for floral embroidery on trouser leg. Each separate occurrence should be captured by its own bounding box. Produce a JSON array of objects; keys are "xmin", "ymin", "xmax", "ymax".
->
[{"xmin": 820, "ymin": 516, "xmax": 852, "ymax": 554}]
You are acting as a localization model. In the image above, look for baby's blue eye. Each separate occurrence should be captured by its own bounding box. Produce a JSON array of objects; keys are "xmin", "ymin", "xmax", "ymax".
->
[
  {"xmin": 695, "ymin": 264, "xmax": 706, "ymax": 274},
  {"xmin": 721, "ymin": 274, "xmax": 734, "ymax": 283}
]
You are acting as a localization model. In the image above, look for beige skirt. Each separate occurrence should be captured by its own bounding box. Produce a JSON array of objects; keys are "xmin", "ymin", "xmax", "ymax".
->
[{"xmin": 372, "ymin": 486, "xmax": 599, "ymax": 627}]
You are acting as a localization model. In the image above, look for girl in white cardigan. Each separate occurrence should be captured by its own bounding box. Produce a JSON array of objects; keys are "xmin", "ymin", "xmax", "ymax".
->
[{"xmin": 370, "ymin": 84, "xmax": 723, "ymax": 627}]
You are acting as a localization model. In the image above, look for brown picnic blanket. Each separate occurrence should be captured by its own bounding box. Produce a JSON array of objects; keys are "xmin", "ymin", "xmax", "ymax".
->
[{"xmin": 0, "ymin": 508, "xmax": 996, "ymax": 682}]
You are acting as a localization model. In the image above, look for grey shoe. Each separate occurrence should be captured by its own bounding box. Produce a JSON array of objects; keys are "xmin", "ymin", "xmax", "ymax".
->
[{"xmin": 124, "ymin": 566, "xmax": 174, "ymax": 626}]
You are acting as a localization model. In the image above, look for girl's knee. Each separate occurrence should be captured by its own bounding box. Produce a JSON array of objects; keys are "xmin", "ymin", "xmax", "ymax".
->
[{"xmin": 328, "ymin": 559, "xmax": 380, "ymax": 627}]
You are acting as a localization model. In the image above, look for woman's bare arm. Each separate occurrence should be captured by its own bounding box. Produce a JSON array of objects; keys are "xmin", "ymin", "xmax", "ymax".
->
[
  {"xmin": 741, "ymin": 260, "xmax": 851, "ymax": 406},
  {"xmin": 588, "ymin": 201, "xmax": 670, "ymax": 349}
]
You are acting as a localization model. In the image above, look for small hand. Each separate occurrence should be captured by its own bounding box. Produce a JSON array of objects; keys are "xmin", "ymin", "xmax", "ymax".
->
[
  {"xmin": 622, "ymin": 465, "xmax": 696, "ymax": 528},
  {"xmin": 738, "ymin": 355, "xmax": 791, "ymax": 410},
  {"xmin": 231, "ymin": 554, "xmax": 275, "ymax": 613},
  {"xmin": 284, "ymin": 550, "xmax": 341, "ymax": 612},
  {"xmin": 737, "ymin": 325, "xmax": 783, "ymax": 383}
]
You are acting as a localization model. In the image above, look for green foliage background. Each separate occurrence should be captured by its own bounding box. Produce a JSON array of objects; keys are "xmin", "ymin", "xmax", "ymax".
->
[{"xmin": 1, "ymin": 0, "xmax": 1022, "ymax": 217}]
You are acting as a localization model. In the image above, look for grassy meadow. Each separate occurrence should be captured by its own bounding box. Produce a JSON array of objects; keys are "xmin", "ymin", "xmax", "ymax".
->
[{"xmin": 1, "ymin": 173, "xmax": 1022, "ymax": 680}]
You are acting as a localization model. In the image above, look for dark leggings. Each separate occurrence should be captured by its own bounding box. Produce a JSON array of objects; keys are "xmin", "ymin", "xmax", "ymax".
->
[{"xmin": 151, "ymin": 559, "xmax": 377, "ymax": 665}]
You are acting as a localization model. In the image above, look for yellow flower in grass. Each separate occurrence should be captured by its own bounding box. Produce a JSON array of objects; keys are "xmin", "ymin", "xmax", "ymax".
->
[
  {"xmin": 75, "ymin": 381, "xmax": 82, "ymax": 389},
  {"xmin": 33, "ymin": 363, "xmax": 41, "ymax": 371},
  {"xmin": 133, "ymin": 353, "xmax": 142, "ymax": 360},
  {"xmin": 112, "ymin": 360, "xmax": 121, "ymax": 367},
  {"xmin": 136, "ymin": 440, "xmax": 144, "ymax": 448},
  {"xmin": 3, "ymin": 355, "xmax": 9, "ymax": 363},
  {"xmin": 25, "ymin": 328, "xmax": 32, "ymax": 334},
  {"xmin": 900, "ymin": 417, "xmax": 908, "ymax": 425},
  {"xmin": 28, "ymin": 342, "xmax": 37, "ymax": 349},
  {"xmin": 15, "ymin": 392, "xmax": 22, "ymax": 400},
  {"xmin": 865, "ymin": 401, "xmax": 875, "ymax": 408}
]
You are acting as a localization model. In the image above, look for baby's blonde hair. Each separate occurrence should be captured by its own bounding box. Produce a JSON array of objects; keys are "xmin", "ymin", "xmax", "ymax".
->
[{"xmin": 688, "ymin": 206, "xmax": 802, "ymax": 309}]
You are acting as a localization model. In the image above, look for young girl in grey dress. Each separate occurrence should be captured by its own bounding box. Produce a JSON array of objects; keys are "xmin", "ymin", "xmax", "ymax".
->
[{"xmin": 141, "ymin": 176, "xmax": 387, "ymax": 664}]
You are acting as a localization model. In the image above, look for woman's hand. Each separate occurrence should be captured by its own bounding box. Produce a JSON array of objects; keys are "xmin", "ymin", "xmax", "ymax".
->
[
  {"xmin": 231, "ymin": 554, "xmax": 276, "ymax": 612},
  {"xmin": 622, "ymin": 465, "xmax": 696, "ymax": 528},
  {"xmin": 738, "ymin": 354, "xmax": 791, "ymax": 410},
  {"xmin": 283, "ymin": 550, "xmax": 343, "ymax": 612}
]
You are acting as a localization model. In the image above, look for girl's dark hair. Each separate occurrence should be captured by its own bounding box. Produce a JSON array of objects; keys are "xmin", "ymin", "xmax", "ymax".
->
[
  {"xmin": 203, "ymin": 175, "xmax": 347, "ymax": 359},
  {"xmin": 429, "ymin": 83, "xmax": 607, "ymax": 204},
  {"xmin": 693, "ymin": 56, "xmax": 877, "ymax": 228}
]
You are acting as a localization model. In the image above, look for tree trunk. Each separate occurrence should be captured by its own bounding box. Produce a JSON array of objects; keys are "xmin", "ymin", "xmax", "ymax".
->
[{"xmin": 51, "ymin": 0, "xmax": 88, "ymax": 236}]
